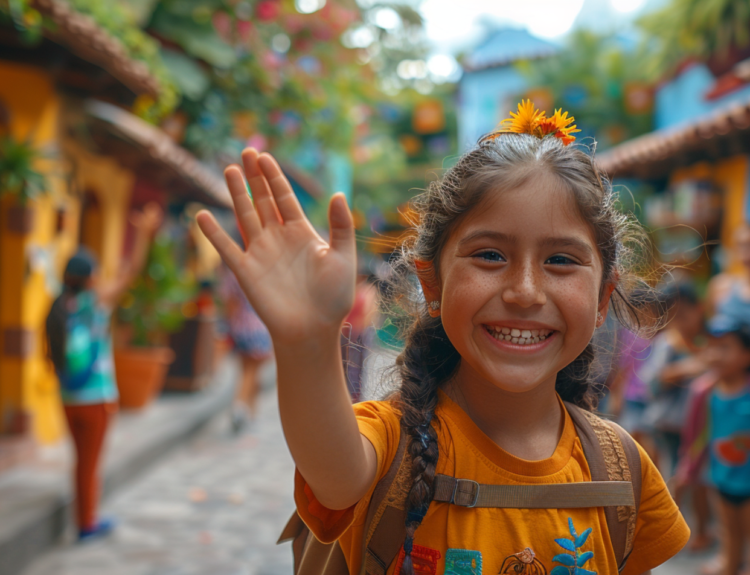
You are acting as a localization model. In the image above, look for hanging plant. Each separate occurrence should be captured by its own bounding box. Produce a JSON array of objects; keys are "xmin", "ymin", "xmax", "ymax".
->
[{"xmin": 0, "ymin": 136, "xmax": 48, "ymax": 203}]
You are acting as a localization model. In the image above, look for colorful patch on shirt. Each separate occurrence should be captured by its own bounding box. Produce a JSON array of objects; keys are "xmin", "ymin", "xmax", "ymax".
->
[
  {"xmin": 394, "ymin": 544, "xmax": 440, "ymax": 575},
  {"xmin": 444, "ymin": 549, "xmax": 482, "ymax": 575},
  {"xmin": 549, "ymin": 518, "xmax": 596, "ymax": 575},
  {"xmin": 499, "ymin": 547, "xmax": 547, "ymax": 574}
]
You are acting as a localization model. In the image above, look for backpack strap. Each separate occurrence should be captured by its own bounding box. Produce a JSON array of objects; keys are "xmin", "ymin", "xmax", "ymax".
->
[
  {"xmin": 360, "ymin": 426, "xmax": 411, "ymax": 575},
  {"xmin": 277, "ymin": 426, "xmax": 412, "ymax": 575},
  {"xmin": 431, "ymin": 476, "xmax": 634, "ymax": 508},
  {"xmin": 564, "ymin": 402, "xmax": 642, "ymax": 572}
]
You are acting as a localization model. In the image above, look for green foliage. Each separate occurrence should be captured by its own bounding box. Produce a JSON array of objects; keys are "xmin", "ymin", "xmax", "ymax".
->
[
  {"xmin": 0, "ymin": 0, "xmax": 179, "ymax": 122},
  {"xmin": 149, "ymin": 0, "xmax": 236, "ymax": 68},
  {"xmin": 637, "ymin": 0, "xmax": 750, "ymax": 79},
  {"xmin": 118, "ymin": 234, "xmax": 198, "ymax": 346},
  {"xmin": 0, "ymin": 136, "xmax": 48, "ymax": 202},
  {"xmin": 520, "ymin": 31, "xmax": 652, "ymax": 149}
]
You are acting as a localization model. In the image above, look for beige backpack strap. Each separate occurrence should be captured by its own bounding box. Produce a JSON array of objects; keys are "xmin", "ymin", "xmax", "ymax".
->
[
  {"xmin": 432, "ymin": 476, "xmax": 634, "ymax": 508},
  {"xmin": 565, "ymin": 402, "xmax": 641, "ymax": 572},
  {"xmin": 360, "ymin": 427, "xmax": 412, "ymax": 575}
]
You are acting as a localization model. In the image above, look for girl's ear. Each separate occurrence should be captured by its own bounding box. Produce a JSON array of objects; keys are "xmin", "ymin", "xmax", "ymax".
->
[
  {"xmin": 597, "ymin": 281, "xmax": 617, "ymax": 327},
  {"xmin": 414, "ymin": 259, "xmax": 441, "ymax": 317}
]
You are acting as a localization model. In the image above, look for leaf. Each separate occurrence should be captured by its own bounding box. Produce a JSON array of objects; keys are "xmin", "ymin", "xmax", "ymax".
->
[
  {"xmin": 575, "ymin": 569, "xmax": 597, "ymax": 575},
  {"xmin": 551, "ymin": 567, "xmax": 572, "ymax": 575},
  {"xmin": 555, "ymin": 538, "xmax": 576, "ymax": 552},
  {"xmin": 575, "ymin": 528, "xmax": 592, "ymax": 548},
  {"xmin": 553, "ymin": 553, "xmax": 576, "ymax": 566},
  {"xmin": 577, "ymin": 551, "xmax": 594, "ymax": 566},
  {"xmin": 568, "ymin": 517, "xmax": 578, "ymax": 538}
]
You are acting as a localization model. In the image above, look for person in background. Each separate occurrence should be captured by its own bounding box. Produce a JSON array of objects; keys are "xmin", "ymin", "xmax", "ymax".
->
[
  {"xmin": 219, "ymin": 250, "xmax": 272, "ymax": 432},
  {"xmin": 609, "ymin": 324, "xmax": 660, "ymax": 464},
  {"xmin": 341, "ymin": 265, "xmax": 378, "ymax": 402},
  {"xmin": 708, "ymin": 223, "xmax": 750, "ymax": 319},
  {"xmin": 641, "ymin": 283, "xmax": 707, "ymax": 476},
  {"xmin": 676, "ymin": 315, "xmax": 750, "ymax": 575},
  {"xmin": 45, "ymin": 202, "xmax": 163, "ymax": 541}
]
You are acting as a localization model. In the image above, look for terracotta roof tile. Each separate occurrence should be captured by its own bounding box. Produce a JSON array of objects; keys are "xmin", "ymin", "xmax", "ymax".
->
[
  {"xmin": 33, "ymin": 0, "xmax": 160, "ymax": 96},
  {"xmin": 85, "ymin": 100, "xmax": 230, "ymax": 207},
  {"xmin": 597, "ymin": 98, "xmax": 750, "ymax": 178}
]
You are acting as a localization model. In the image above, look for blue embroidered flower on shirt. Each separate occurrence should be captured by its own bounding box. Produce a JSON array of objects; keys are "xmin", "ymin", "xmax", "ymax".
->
[{"xmin": 550, "ymin": 518, "xmax": 596, "ymax": 575}]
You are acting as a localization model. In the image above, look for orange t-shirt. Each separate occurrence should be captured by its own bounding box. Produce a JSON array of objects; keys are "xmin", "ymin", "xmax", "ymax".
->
[{"xmin": 295, "ymin": 391, "xmax": 689, "ymax": 575}]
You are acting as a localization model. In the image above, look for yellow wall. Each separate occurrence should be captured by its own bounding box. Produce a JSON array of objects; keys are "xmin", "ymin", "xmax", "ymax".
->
[
  {"xmin": 714, "ymin": 156, "xmax": 749, "ymax": 275},
  {"xmin": 0, "ymin": 61, "xmax": 74, "ymax": 443},
  {"xmin": 65, "ymin": 142, "xmax": 134, "ymax": 281},
  {"xmin": 0, "ymin": 62, "xmax": 136, "ymax": 444},
  {"xmin": 668, "ymin": 156, "xmax": 749, "ymax": 276}
]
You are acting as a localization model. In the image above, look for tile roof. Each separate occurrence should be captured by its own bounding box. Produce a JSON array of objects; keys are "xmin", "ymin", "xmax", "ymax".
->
[
  {"xmin": 33, "ymin": 0, "xmax": 160, "ymax": 96},
  {"xmin": 85, "ymin": 100, "xmax": 230, "ymax": 207},
  {"xmin": 462, "ymin": 28, "xmax": 558, "ymax": 72},
  {"xmin": 597, "ymin": 98, "xmax": 750, "ymax": 179}
]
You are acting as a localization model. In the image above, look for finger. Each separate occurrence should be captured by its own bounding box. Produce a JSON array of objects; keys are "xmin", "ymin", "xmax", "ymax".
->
[
  {"xmin": 256, "ymin": 153, "xmax": 306, "ymax": 223},
  {"xmin": 224, "ymin": 165, "xmax": 261, "ymax": 246},
  {"xmin": 241, "ymin": 148, "xmax": 282, "ymax": 227},
  {"xmin": 195, "ymin": 210, "xmax": 244, "ymax": 272},
  {"xmin": 328, "ymin": 193, "xmax": 355, "ymax": 257}
]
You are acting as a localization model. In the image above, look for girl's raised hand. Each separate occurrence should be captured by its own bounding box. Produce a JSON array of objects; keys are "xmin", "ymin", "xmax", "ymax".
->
[{"xmin": 196, "ymin": 148, "xmax": 356, "ymax": 346}]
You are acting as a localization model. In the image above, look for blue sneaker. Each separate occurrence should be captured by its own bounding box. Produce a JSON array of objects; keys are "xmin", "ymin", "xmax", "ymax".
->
[{"xmin": 78, "ymin": 518, "xmax": 115, "ymax": 542}]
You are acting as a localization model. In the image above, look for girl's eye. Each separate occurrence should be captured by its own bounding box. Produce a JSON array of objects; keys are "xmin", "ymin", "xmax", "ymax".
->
[
  {"xmin": 546, "ymin": 255, "xmax": 577, "ymax": 266},
  {"xmin": 473, "ymin": 251, "xmax": 505, "ymax": 262}
]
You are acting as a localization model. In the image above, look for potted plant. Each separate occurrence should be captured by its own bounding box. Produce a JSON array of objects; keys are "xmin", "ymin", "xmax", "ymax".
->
[
  {"xmin": 0, "ymin": 136, "xmax": 48, "ymax": 234},
  {"xmin": 115, "ymin": 232, "xmax": 197, "ymax": 408}
]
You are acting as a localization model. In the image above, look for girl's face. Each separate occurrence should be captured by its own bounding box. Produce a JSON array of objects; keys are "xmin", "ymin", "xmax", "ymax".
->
[
  {"xmin": 706, "ymin": 334, "xmax": 750, "ymax": 379},
  {"xmin": 437, "ymin": 172, "xmax": 610, "ymax": 394}
]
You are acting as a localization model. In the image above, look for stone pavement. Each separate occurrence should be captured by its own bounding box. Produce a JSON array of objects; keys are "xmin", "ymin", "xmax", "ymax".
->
[
  {"xmin": 1, "ymin": 357, "xmax": 238, "ymax": 575},
  {"xmin": 18, "ymin": 351, "xmax": 706, "ymax": 575}
]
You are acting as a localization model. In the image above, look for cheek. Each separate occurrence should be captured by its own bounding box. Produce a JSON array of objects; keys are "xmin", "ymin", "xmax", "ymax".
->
[
  {"xmin": 440, "ymin": 267, "xmax": 493, "ymax": 329},
  {"xmin": 553, "ymin": 274, "xmax": 601, "ymax": 327}
]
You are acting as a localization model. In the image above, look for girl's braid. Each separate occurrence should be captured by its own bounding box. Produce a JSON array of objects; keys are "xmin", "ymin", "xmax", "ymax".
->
[{"xmin": 395, "ymin": 314, "xmax": 460, "ymax": 575}]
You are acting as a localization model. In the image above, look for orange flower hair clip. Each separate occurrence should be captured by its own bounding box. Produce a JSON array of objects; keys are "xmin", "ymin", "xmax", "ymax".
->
[{"xmin": 489, "ymin": 100, "xmax": 580, "ymax": 146}]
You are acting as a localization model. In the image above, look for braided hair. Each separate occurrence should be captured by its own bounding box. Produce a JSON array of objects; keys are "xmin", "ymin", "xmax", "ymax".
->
[{"xmin": 381, "ymin": 133, "xmax": 659, "ymax": 574}]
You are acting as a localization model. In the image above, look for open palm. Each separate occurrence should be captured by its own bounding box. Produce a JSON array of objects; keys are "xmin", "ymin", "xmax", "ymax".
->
[{"xmin": 196, "ymin": 148, "xmax": 356, "ymax": 345}]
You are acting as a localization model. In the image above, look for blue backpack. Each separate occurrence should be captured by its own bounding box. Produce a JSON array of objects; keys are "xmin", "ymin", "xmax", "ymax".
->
[{"xmin": 59, "ymin": 294, "xmax": 99, "ymax": 392}]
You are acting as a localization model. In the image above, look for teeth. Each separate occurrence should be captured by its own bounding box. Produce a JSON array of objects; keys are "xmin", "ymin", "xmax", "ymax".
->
[{"xmin": 486, "ymin": 326, "xmax": 554, "ymax": 346}]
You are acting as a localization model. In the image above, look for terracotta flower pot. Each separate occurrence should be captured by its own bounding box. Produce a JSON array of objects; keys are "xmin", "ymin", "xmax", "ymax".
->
[{"xmin": 113, "ymin": 347, "xmax": 175, "ymax": 409}]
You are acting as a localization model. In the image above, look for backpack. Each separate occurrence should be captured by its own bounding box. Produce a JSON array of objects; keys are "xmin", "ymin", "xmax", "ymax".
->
[
  {"xmin": 278, "ymin": 402, "xmax": 643, "ymax": 575},
  {"xmin": 59, "ymin": 294, "xmax": 100, "ymax": 392}
]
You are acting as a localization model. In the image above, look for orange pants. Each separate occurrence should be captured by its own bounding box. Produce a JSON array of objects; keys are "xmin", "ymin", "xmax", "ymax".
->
[{"xmin": 63, "ymin": 403, "xmax": 115, "ymax": 531}]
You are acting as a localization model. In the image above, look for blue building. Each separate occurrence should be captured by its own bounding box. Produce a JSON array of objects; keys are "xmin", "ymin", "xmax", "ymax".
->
[
  {"xmin": 599, "ymin": 60, "xmax": 750, "ymax": 278},
  {"xmin": 457, "ymin": 28, "xmax": 558, "ymax": 151}
]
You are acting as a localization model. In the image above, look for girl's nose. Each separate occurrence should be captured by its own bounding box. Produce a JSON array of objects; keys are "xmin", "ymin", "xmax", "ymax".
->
[{"xmin": 501, "ymin": 264, "xmax": 546, "ymax": 308}]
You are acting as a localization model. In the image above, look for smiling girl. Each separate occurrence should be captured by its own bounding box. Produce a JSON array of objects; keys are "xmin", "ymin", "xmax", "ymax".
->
[{"xmin": 196, "ymin": 101, "xmax": 689, "ymax": 575}]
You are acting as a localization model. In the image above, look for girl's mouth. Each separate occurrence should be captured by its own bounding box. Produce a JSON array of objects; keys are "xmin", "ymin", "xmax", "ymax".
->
[{"xmin": 482, "ymin": 325, "xmax": 557, "ymax": 348}]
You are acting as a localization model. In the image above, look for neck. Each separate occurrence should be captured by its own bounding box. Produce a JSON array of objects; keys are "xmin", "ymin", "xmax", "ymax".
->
[
  {"xmin": 718, "ymin": 372, "xmax": 749, "ymax": 393},
  {"xmin": 444, "ymin": 362, "xmax": 564, "ymax": 461}
]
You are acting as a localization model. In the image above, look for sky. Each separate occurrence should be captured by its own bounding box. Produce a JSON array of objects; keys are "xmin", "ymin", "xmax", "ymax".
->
[{"xmin": 420, "ymin": 0, "xmax": 649, "ymax": 54}]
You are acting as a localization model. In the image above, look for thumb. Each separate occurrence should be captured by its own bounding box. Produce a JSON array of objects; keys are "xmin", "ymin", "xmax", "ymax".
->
[{"xmin": 328, "ymin": 193, "xmax": 355, "ymax": 256}]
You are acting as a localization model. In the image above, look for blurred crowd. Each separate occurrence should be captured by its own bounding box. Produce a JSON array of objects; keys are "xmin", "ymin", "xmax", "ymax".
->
[{"xmin": 601, "ymin": 224, "xmax": 750, "ymax": 575}]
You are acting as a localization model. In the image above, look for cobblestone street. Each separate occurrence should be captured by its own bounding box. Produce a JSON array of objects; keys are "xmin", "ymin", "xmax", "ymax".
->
[
  {"xmin": 21, "ymin": 373, "xmax": 296, "ymax": 575},
  {"xmin": 18, "ymin": 357, "xmax": 704, "ymax": 575}
]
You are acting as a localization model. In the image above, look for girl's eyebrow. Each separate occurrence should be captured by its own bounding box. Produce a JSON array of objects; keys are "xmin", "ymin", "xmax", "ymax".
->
[{"xmin": 458, "ymin": 230, "xmax": 593, "ymax": 257}]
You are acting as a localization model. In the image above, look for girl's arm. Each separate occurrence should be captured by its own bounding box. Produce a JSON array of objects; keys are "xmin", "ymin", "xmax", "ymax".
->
[
  {"xmin": 196, "ymin": 149, "xmax": 377, "ymax": 510},
  {"xmin": 95, "ymin": 202, "xmax": 163, "ymax": 309}
]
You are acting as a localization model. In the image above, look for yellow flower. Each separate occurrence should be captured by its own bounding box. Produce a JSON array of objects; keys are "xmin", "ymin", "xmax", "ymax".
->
[
  {"xmin": 491, "ymin": 101, "xmax": 580, "ymax": 146},
  {"xmin": 497, "ymin": 99, "xmax": 546, "ymax": 135},
  {"xmin": 537, "ymin": 108, "xmax": 580, "ymax": 145}
]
